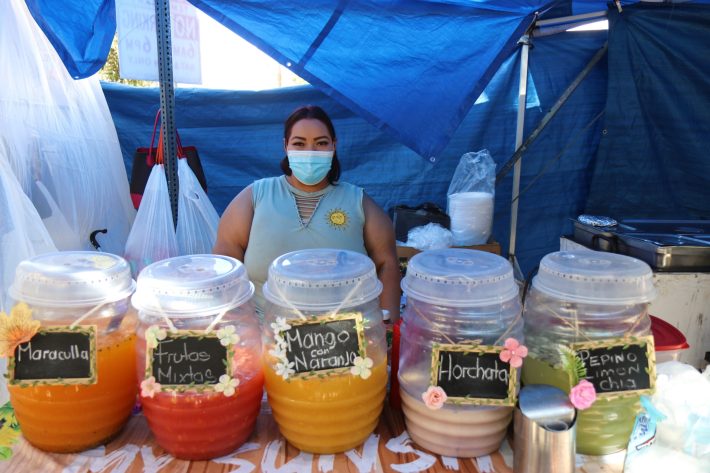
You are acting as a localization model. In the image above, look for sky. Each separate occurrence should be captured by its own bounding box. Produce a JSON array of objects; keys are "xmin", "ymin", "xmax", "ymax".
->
[{"xmin": 195, "ymin": 9, "xmax": 305, "ymax": 90}]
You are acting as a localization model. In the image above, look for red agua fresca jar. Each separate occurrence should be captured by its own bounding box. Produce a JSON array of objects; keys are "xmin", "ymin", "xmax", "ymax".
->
[{"xmin": 132, "ymin": 255, "xmax": 263, "ymax": 460}]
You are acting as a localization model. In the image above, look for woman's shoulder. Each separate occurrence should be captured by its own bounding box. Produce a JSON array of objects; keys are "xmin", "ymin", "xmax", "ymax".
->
[
  {"xmin": 252, "ymin": 175, "xmax": 284, "ymax": 198},
  {"xmin": 333, "ymin": 180, "xmax": 363, "ymax": 193}
]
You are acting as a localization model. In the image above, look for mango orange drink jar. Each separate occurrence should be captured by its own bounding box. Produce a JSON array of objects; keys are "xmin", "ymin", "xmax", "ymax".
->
[
  {"xmin": 521, "ymin": 251, "xmax": 656, "ymax": 455},
  {"xmin": 6, "ymin": 252, "xmax": 137, "ymax": 453},
  {"xmin": 398, "ymin": 249, "xmax": 522, "ymax": 458},
  {"xmin": 131, "ymin": 255, "xmax": 262, "ymax": 461},
  {"xmin": 262, "ymin": 249, "xmax": 387, "ymax": 454}
]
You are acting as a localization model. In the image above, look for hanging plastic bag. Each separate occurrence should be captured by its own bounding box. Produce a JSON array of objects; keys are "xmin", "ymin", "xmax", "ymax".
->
[
  {"xmin": 124, "ymin": 165, "xmax": 179, "ymax": 278},
  {"xmin": 176, "ymin": 158, "xmax": 219, "ymax": 255},
  {"xmin": 446, "ymin": 150, "xmax": 496, "ymax": 245}
]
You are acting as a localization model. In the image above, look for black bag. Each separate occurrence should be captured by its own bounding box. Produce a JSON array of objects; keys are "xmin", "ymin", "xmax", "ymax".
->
[
  {"xmin": 392, "ymin": 202, "xmax": 450, "ymax": 242},
  {"xmin": 129, "ymin": 111, "xmax": 207, "ymax": 209}
]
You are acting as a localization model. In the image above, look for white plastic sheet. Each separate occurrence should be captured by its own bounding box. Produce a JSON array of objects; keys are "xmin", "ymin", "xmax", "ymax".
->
[
  {"xmin": 0, "ymin": 0, "xmax": 135, "ymax": 256},
  {"xmin": 0, "ymin": 155, "xmax": 57, "ymax": 313}
]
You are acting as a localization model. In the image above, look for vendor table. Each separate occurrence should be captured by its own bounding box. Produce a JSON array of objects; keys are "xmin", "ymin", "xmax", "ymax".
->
[{"xmin": 0, "ymin": 399, "xmax": 623, "ymax": 473}]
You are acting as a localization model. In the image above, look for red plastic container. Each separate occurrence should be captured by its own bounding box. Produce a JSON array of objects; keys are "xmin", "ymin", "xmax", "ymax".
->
[{"xmin": 651, "ymin": 315, "xmax": 690, "ymax": 363}]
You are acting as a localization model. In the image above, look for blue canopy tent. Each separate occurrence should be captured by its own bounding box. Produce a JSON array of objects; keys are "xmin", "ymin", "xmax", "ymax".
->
[{"xmin": 22, "ymin": 0, "xmax": 710, "ymax": 273}]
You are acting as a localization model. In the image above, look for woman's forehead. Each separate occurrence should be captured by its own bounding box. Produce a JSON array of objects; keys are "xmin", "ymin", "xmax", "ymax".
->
[{"xmin": 288, "ymin": 118, "xmax": 331, "ymax": 139}]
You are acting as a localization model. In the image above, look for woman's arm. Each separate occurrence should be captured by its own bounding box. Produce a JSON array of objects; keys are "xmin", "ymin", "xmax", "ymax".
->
[
  {"xmin": 213, "ymin": 186, "xmax": 254, "ymax": 262},
  {"xmin": 362, "ymin": 193, "xmax": 401, "ymax": 322}
]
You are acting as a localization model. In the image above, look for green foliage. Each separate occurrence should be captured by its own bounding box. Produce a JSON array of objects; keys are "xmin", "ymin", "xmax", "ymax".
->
[{"xmin": 558, "ymin": 345, "xmax": 587, "ymax": 386}]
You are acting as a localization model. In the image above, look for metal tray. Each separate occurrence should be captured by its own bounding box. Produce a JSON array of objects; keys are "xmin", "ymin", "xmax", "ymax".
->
[
  {"xmin": 618, "ymin": 233, "xmax": 710, "ymax": 272},
  {"xmin": 571, "ymin": 219, "xmax": 710, "ymax": 271}
]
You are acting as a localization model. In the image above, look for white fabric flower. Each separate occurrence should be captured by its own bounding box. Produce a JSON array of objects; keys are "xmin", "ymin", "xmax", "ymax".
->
[
  {"xmin": 270, "ymin": 317, "xmax": 291, "ymax": 335},
  {"xmin": 275, "ymin": 360, "xmax": 296, "ymax": 380},
  {"xmin": 145, "ymin": 325, "xmax": 167, "ymax": 349},
  {"xmin": 141, "ymin": 376, "xmax": 162, "ymax": 398},
  {"xmin": 350, "ymin": 356, "xmax": 373, "ymax": 380},
  {"xmin": 214, "ymin": 374, "xmax": 239, "ymax": 397},
  {"xmin": 269, "ymin": 346, "xmax": 286, "ymax": 360},
  {"xmin": 216, "ymin": 325, "xmax": 240, "ymax": 347}
]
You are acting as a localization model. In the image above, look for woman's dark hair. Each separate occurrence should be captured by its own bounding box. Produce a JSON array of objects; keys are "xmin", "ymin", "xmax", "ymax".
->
[{"xmin": 280, "ymin": 105, "xmax": 341, "ymax": 184}]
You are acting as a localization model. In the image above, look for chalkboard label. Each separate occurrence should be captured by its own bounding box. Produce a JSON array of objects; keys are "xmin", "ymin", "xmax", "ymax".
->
[
  {"xmin": 282, "ymin": 313, "xmax": 366, "ymax": 376},
  {"xmin": 572, "ymin": 336, "xmax": 656, "ymax": 398},
  {"xmin": 431, "ymin": 343, "xmax": 517, "ymax": 406},
  {"xmin": 147, "ymin": 331, "xmax": 231, "ymax": 391},
  {"xmin": 9, "ymin": 326, "xmax": 97, "ymax": 386}
]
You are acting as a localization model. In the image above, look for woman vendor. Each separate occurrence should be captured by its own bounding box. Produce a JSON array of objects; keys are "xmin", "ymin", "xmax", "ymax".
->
[{"xmin": 213, "ymin": 105, "xmax": 400, "ymax": 321}]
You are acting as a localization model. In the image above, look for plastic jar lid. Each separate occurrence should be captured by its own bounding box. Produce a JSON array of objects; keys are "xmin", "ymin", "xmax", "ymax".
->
[
  {"xmin": 401, "ymin": 249, "xmax": 518, "ymax": 307},
  {"xmin": 9, "ymin": 251, "xmax": 134, "ymax": 307},
  {"xmin": 263, "ymin": 249, "xmax": 382, "ymax": 310},
  {"xmin": 131, "ymin": 255, "xmax": 254, "ymax": 317},
  {"xmin": 532, "ymin": 251, "xmax": 656, "ymax": 305}
]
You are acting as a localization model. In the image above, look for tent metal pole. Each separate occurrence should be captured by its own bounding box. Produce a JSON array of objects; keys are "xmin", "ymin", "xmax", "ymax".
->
[
  {"xmin": 507, "ymin": 34, "xmax": 531, "ymax": 280},
  {"xmin": 496, "ymin": 42, "xmax": 608, "ymax": 184},
  {"xmin": 536, "ymin": 10, "xmax": 607, "ymax": 27},
  {"xmin": 155, "ymin": 0, "xmax": 179, "ymax": 227}
]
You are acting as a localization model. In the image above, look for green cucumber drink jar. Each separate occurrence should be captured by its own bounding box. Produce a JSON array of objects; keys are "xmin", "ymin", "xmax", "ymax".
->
[{"xmin": 521, "ymin": 251, "xmax": 656, "ymax": 455}]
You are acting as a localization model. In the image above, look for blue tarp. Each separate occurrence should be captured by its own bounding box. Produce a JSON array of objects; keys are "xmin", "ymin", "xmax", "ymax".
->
[
  {"xmin": 21, "ymin": 0, "xmax": 710, "ymax": 273},
  {"xmin": 186, "ymin": 0, "xmax": 548, "ymax": 158},
  {"xmin": 103, "ymin": 29, "xmax": 609, "ymax": 274},
  {"xmin": 25, "ymin": 0, "xmax": 710, "ymax": 158},
  {"xmin": 586, "ymin": 4, "xmax": 710, "ymax": 218},
  {"xmin": 24, "ymin": 0, "xmax": 115, "ymax": 79}
]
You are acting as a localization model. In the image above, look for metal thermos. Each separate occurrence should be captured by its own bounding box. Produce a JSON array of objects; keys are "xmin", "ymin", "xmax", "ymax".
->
[{"xmin": 514, "ymin": 385, "xmax": 577, "ymax": 473}]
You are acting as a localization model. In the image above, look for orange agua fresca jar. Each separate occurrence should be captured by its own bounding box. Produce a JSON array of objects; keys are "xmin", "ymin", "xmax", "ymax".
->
[
  {"xmin": 262, "ymin": 249, "xmax": 388, "ymax": 454},
  {"xmin": 5, "ymin": 251, "xmax": 137, "ymax": 453},
  {"xmin": 131, "ymin": 255, "xmax": 263, "ymax": 460}
]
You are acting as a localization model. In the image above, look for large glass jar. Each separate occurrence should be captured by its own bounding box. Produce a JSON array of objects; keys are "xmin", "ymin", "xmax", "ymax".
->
[
  {"xmin": 132, "ymin": 255, "xmax": 262, "ymax": 460},
  {"xmin": 522, "ymin": 251, "xmax": 656, "ymax": 455},
  {"xmin": 262, "ymin": 249, "xmax": 387, "ymax": 454},
  {"xmin": 7, "ymin": 252, "xmax": 137, "ymax": 453},
  {"xmin": 399, "ymin": 249, "xmax": 522, "ymax": 457}
]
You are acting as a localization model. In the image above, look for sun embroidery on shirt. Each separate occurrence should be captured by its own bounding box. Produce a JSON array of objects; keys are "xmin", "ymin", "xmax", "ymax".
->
[{"xmin": 326, "ymin": 209, "xmax": 349, "ymax": 230}]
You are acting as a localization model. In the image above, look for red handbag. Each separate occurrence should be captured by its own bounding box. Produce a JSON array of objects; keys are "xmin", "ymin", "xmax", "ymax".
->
[{"xmin": 129, "ymin": 111, "xmax": 207, "ymax": 209}]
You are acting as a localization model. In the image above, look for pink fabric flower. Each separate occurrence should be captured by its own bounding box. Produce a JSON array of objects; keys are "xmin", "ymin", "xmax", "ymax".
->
[
  {"xmin": 141, "ymin": 376, "xmax": 162, "ymax": 398},
  {"xmin": 569, "ymin": 379, "xmax": 597, "ymax": 410},
  {"xmin": 499, "ymin": 338, "xmax": 528, "ymax": 368},
  {"xmin": 422, "ymin": 386, "xmax": 447, "ymax": 410}
]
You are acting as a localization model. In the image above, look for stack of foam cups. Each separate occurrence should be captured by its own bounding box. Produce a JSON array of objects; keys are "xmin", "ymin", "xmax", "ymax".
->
[{"xmin": 448, "ymin": 192, "xmax": 494, "ymax": 245}]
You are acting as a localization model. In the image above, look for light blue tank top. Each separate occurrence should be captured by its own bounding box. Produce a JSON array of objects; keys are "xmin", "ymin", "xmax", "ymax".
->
[{"xmin": 244, "ymin": 175, "xmax": 367, "ymax": 313}]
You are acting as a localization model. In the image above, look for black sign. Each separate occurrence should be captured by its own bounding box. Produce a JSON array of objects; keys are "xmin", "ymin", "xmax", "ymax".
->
[
  {"xmin": 149, "ymin": 333, "xmax": 228, "ymax": 388},
  {"xmin": 575, "ymin": 337, "xmax": 655, "ymax": 396},
  {"xmin": 11, "ymin": 327, "xmax": 96, "ymax": 385},
  {"xmin": 283, "ymin": 317, "xmax": 363, "ymax": 374},
  {"xmin": 433, "ymin": 346, "xmax": 515, "ymax": 405}
]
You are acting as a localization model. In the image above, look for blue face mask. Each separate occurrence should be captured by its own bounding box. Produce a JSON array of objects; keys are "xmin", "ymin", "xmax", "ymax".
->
[{"xmin": 287, "ymin": 150, "xmax": 334, "ymax": 185}]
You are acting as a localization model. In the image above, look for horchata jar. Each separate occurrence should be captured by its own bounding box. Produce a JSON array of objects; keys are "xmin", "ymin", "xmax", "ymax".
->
[
  {"xmin": 262, "ymin": 249, "xmax": 387, "ymax": 454},
  {"xmin": 398, "ymin": 249, "xmax": 523, "ymax": 458},
  {"xmin": 521, "ymin": 251, "xmax": 657, "ymax": 455},
  {"xmin": 131, "ymin": 255, "xmax": 262, "ymax": 460},
  {"xmin": 5, "ymin": 251, "xmax": 137, "ymax": 453}
]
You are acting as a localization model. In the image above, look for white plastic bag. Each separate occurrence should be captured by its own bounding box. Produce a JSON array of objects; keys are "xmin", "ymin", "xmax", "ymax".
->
[
  {"xmin": 124, "ymin": 165, "xmax": 179, "ymax": 277},
  {"xmin": 405, "ymin": 223, "xmax": 453, "ymax": 250},
  {"xmin": 176, "ymin": 158, "xmax": 219, "ymax": 255},
  {"xmin": 625, "ymin": 362, "xmax": 710, "ymax": 473},
  {"xmin": 446, "ymin": 150, "xmax": 496, "ymax": 245}
]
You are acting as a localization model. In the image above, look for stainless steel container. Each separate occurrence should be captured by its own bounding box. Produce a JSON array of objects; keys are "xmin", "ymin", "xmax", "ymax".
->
[{"xmin": 514, "ymin": 385, "xmax": 576, "ymax": 473}]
